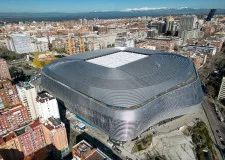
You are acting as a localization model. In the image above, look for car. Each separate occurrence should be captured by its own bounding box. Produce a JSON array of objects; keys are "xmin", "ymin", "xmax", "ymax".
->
[
  {"xmin": 221, "ymin": 141, "xmax": 225, "ymax": 146},
  {"xmin": 216, "ymin": 130, "xmax": 220, "ymax": 133},
  {"xmin": 112, "ymin": 145, "xmax": 122, "ymax": 154}
]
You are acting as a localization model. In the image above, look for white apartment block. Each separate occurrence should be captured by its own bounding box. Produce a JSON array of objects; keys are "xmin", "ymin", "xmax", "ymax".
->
[
  {"xmin": 16, "ymin": 82, "xmax": 38, "ymax": 120},
  {"xmin": 30, "ymin": 41, "xmax": 49, "ymax": 53},
  {"xmin": 218, "ymin": 77, "xmax": 225, "ymax": 100},
  {"xmin": 36, "ymin": 92, "xmax": 60, "ymax": 120},
  {"xmin": 6, "ymin": 33, "xmax": 31, "ymax": 54}
]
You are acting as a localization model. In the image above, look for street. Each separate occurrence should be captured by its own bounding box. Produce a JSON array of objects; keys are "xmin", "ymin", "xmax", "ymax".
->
[{"xmin": 202, "ymin": 97, "xmax": 225, "ymax": 159}]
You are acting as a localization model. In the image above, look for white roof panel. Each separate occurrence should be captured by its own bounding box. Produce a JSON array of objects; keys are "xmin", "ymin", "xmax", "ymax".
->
[{"xmin": 87, "ymin": 51, "xmax": 148, "ymax": 68}]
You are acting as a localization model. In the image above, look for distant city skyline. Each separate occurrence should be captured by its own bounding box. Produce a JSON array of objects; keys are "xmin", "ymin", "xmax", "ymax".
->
[{"xmin": 0, "ymin": 0, "xmax": 225, "ymax": 13}]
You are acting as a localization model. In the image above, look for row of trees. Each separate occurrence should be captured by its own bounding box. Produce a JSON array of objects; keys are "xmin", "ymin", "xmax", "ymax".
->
[
  {"xmin": 198, "ymin": 46, "xmax": 225, "ymax": 98},
  {"xmin": 0, "ymin": 48, "xmax": 24, "ymax": 61},
  {"xmin": 9, "ymin": 66, "xmax": 30, "ymax": 84}
]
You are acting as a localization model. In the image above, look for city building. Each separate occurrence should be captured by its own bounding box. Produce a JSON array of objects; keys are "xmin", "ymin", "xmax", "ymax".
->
[
  {"xmin": 16, "ymin": 82, "xmax": 38, "ymax": 120},
  {"xmin": 36, "ymin": 92, "xmax": 60, "ymax": 120},
  {"xmin": 146, "ymin": 37, "xmax": 175, "ymax": 52},
  {"xmin": 206, "ymin": 9, "xmax": 216, "ymax": 21},
  {"xmin": 165, "ymin": 16, "xmax": 174, "ymax": 33},
  {"xmin": 180, "ymin": 29, "xmax": 204, "ymax": 43},
  {"xmin": 114, "ymin": 32, "xmax": 135, "ymax": 48},
  {"xmin": 115, "ymin": 38, "xmax": 134, "ymax": 47},
  {"xmin": 41, "ymin": 48, "xmax": 203, "ymax": 142},
  {"xmin": 186, "ymin": 44, "xmax": 217, "ymax": 56},
  {"xmin": 218, "ymin": 77, "xmax": 225, "ymax": 100},
  {"xmin": 135, "ymin": 41, "xmax": 156, "ymax": 50},
  {"xmin": 178, "ymin": 15, "xmax": 204, "ymax": 43},
  {"xmin": 0, "ymin": 79, "xmax": 20, "ymax": 109},
  {"xmin": 0, "ymin": 58, "xmax": 11, "ymax": 80},
  {"xmin": 52, "ymin": 38, "xmax": 65, "ymax": 51},
  {"xmin": 15, "ymin": 120, "xmax": 46, "ymax": 156},
  {"xmin": 0, "ymin": 132, "xmax": 23, "ymax": 160},
  {"xmin": 6, "ymin": 33, "xmax": 31, "ymax": 54},
  {"xmin": 72, "ymin": 140, "xmax": 111, "ymax": 160},
  {"xmin": 147, "ymin": 29, "xmax": 158, "ymax": 38},
  {"xmin": 179, "ymin": 15, "xmax": 198, "ymax": 32},
  {"xmin": 148, "ymin": 22, "xmax": 165, "ymax": 34},
  {"xmin": 203, "ymin": 26, "xmax": 216, "ymax": 36},
  {"xmin": 30, "ymin": 40, "xmax": 49, "ymax": 53},
  {"xmin": 42, "ymin": 117, "xmax": 69, "ymax": 158},
  {"xmin": 79, "ymin": 37, "xmax": 86, "ymax": 53},
  {"xmin": 64, "ymin": 37, "xmax": 76, "ymax": 55},
  {"xmin": 0, "ymin": 118, "xmax": 68, "ymax": 160},
  {"xmin": 0, "ymin": 105, "xmax": 31, "ymax": 135},
  {"xmin": 190, "ymin": 55, "xmax": 204, "ymax": 69}
]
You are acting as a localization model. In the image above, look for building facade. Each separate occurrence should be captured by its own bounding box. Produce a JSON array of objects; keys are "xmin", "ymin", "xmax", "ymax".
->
[
  {"xmin": 72, "ymin": 140, "xmax": 111, "ymax": 160},
  {"xmin": 6, "ymin": 33, "xmax": 31, "ymax": 54},
  {"xmin": 0, "ymin": 105, "xmax": 30, "ymax": 135},
  {"xmin": 146, "ymin": 37, "xmax": 175, "ymax": 52},
  {"xmin": 218, "ymin": 77, "xmax": 225, "ymax": 100},
  {"xmin": 15, "ymin": 120, "xmax": 46, "ymax": 156},
  {"xmin": 36, "ymin": 92, "xmax": 60, "ymax": 120},
  {"xmin": 0, "ymin": 79, "xmax": 20, "ymax": 108},
  {"xmin": 0, "ymin": 133, "xmax": 23, "ymax": 160},
  {"xmin": 16, "ymin": 82, "xmax": 38, "ymax": 120},
  {"xmin": 64, "ymin": 38, "xmax": 76, "ymax": 55},
  {"xmin": 0, "ymin": 59, "xmax": 11, "ymax": 80},
  {"xmin": 42, "ymin": 118, "xmax": 69, "ymax": 158}
]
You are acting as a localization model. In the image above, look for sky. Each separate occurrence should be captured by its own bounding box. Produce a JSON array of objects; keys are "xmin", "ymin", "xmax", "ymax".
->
[{"xmin": 0, "ymin": 0, "xmax": 225, "ymax": 13}]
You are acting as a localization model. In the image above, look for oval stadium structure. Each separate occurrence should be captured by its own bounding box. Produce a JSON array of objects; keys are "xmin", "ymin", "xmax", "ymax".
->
[{"xmin": 41, "ymin": 47, "xmax": 203, "ymax": 142}]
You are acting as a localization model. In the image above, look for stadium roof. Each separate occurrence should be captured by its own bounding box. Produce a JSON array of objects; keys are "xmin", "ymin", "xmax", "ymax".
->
[
  {"xmin": 87, "ymin": 51, "xmax": 148, "ymax": 68},
  {"xmin": 42, "ymin": 47, "xmax": 196, "ymax": 107}
]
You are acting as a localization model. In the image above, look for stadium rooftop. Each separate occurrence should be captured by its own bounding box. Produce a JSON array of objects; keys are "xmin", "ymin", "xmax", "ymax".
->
[{"xmin": 87, "ymin": 51, "xmax": 148, "ymax": 68}]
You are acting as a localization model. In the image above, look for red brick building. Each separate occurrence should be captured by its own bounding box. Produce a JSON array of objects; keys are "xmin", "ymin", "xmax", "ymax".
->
[
  {"xmin": 15, "ymin": 120, "xmax": 46, "ymax": 156},
  {"xmin": 145, "ymin": 37, "xmax": 175, "ymax": 52},
  {"xmin": 0, "ymin": 119, "xmax": 68, "ymax": 159},
  {"xmin": 0, "ymin": 59, "xmax": 11, "ymax": 80},
  {"xmin": 203, "ymin": 26, "xmax": 216, "ymax": 36},
  {"xmin": 0, "ymin": 105, "xmax": 30, "ymax": 135},
  {"xmin": 0, "ymin": 132, "xmax": 23, "ymax": 160},
  {"xmin": 42, "ymin": 117, "xmax": 69, "ymax": 158},
  {"xmin": 0, "ymin": 79, "xmax": 21, "ymax": 108}
]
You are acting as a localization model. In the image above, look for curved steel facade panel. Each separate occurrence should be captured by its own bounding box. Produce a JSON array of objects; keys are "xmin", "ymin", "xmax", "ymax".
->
[{"xmin": 41, "ymin": 48, "xmax": 203, "ymax": 142}]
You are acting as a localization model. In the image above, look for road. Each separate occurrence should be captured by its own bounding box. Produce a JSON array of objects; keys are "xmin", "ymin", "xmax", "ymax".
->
[{"xmin": 202, "ymin": 97, "xmax": 225, "ymax": 159}]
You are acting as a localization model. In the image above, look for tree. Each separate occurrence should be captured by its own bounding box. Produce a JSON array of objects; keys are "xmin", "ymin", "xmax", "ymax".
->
[
  {"xmin": 9, "ymin": 66, "xmax": 30, "ymax": 84},
  {"xmin": 0, "ymin": 48, "xmax": 23, "ymax": 61}
]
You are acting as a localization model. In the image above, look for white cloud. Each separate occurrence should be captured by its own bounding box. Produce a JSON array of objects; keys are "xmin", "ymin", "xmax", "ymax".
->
[{"xmin": 122, "ymin": 7, "xmax": 168, "ymax": 12}]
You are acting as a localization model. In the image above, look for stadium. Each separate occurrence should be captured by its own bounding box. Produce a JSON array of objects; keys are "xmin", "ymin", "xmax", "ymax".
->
[{"xmin": 41, "ymin": 47, "xmax": 203, "ymax": 142}]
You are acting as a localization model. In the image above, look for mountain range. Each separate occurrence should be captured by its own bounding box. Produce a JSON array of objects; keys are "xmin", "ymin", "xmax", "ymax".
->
[{"xmin": 0, "ymin": 8, "xmax": 225, "ymax": 22}]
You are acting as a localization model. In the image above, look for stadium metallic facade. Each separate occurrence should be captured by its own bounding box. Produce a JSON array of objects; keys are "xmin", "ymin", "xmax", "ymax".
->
[{"xmin": 41, "ymin": 48, "xmax": 203, "ymax": 142}]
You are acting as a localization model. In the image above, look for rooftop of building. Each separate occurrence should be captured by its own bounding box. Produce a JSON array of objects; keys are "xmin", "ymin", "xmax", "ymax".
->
[
  {"xmin": 36, "ymin": 91, "xmax": 55, "ymax": 103},
  {"xmin": 3, "ymin": 132, "xmax": 17, "ymax": 142},
  {"xmin": 14, "ymin": 120, "xmax": 41, "ymax": 136},
  {"xmin": 29, "ymin": 119, "xmax": 42, "ymax": 129},
  {"xmin": 44, "ymin": 117, "xmax": 64, "ymax": 131},
  {"xmin": 17, "ymin": 81, "xmax": 33, "ymax": 90},
  {"xmin": 87, "ymin": 51, "xmax": 148, "ymax": 68},
  {"xmin": 0, "ymin": 104, "xmax": 24, "ymax": 115},
  {"xmin": 72, "ymin": 140, "xmax": 111, "ymax": 160},
  {"xmin": 15, "ymin": 126, "xmax": 32, "ymax": 136},
  {"xmin": 42, "ymin": 47, "xmax": 197, "ymax": 107},
  {"xmin": 10, "ymin": 33, "xmax": 30, "ymax": 37},
  {"xmin": 72, "ymin": 140, "xmax": 93, "ymax": 158}
]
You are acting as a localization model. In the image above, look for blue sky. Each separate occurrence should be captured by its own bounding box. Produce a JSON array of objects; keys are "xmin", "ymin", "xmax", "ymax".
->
[{"xmin": 0, "ymin": 0, "xmax": 225, "ymax": 12}]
